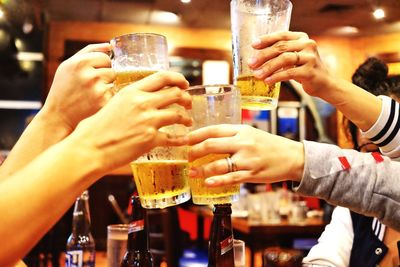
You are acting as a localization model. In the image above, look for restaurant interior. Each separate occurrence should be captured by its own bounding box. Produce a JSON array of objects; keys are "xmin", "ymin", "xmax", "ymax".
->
[{"xmin": 1, "ymin": 0, "xmax": 400, "ymax": 266}]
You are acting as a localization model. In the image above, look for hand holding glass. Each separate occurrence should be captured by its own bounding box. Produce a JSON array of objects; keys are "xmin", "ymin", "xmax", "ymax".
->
[
  {"xmin": 188, "ymin": 85, "xmax": 242, "ymax": 205},
  {"xmin": 231, "ymin": 0, "xmax": 292, "ymax": 110}
]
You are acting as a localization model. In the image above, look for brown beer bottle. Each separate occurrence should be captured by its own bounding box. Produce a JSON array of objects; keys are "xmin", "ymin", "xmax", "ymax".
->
[
  {"xmin": 120, "ymin": 195, "xmax": 154, "ymax": 267},
  {"xmin": 208, "ymin": 204, "xmax": 235, "ymax": 267}
]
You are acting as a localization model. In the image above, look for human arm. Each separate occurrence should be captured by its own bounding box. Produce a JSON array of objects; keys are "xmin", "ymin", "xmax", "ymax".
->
[
  {"xmin": 0, "ymin": 43, "xmax": 115, "ymax": 178},
  {"xmin": 303, "ymin": 207, "xmax": 354, "ymax": 266},
  {"xmin": 188, "ymin": 124, "xmax": 400, "ymax": 230},
  {"xmin": 248, "ymin": 31, "xmax": 381, "ymax": 132},
  {"xmin": 361, "ymin": 95, "xmax": 400, "ymax": 159},
  {"xmin": 296, "ymin": 140, "xmax": 400, "ymax": 231},
  {"xmin": 0, "ymin": 71, "xmax": 191, "ymax": 267}
]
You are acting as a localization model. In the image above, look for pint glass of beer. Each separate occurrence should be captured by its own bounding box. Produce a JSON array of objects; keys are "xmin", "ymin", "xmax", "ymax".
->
[
  {"xmin": 130, "ymin": 135, "xmax": 190, "ymax": 209},
  {"xmin": 187, "ymin": 85, "xmax": 242, "ymax": 205},
  {"xmin": 110, "ymin": 33, "xmax": 169, "ymax": 92},
  {"xmin": 111, "ymin": 33, "xmax": 191, "ymax": 209},
  {"xmin": 231, "ymin": 0, "xmax": 292, "ymax": 110}
]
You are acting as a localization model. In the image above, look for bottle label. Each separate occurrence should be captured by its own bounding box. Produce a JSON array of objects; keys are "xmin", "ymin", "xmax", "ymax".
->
[
  {"xmin": 66, "ymin": 250, "xmax": 83, "ymax": 267},
  {"xmin": 128, "ymin": 219, "xmax": 144, "ymax": 234},
  {"xmin": 220, "ymin": 236, "xmax": 233, "ymax": 255}
]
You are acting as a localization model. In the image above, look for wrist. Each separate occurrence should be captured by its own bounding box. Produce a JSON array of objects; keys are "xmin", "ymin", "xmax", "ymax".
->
[
  {"xmin": 37, "ymin": 105, "xmax": 74, "ymax": 138},
  {"xmin": 289, "ymin": 141, "xmax": 305, "ymax": 182},
  {"xmin": 62, "ymin": 130, "xmax": 107, "ymax": 179}
]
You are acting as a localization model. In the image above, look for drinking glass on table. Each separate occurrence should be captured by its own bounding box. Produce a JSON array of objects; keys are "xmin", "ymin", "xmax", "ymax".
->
[
  {"xmin": 110, "ymin": 33, "xmax": 191, "ymax": 209},
  {"xmin": 187, "ymin": 84, "xmax": 242, "ymax": 205},
  {"xmin": 231, "ymin": 0, "xmax": 292, "ymax": 110},
  {"xmin": 107, "ymin": 224, "xmax": 129, "ymax": 267},
  {"xmin": 234, "ymin": 239, "xmax": 246, "ymax": 267}
]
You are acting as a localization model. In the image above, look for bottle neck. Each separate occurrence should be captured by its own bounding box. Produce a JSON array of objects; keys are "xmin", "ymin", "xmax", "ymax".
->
[
  {"xmin": 208, "ymin": 204, "xmax": 234, "ymax": 266},
  {"xmin": 127, "ymin": 197, "xmax": 149, "ymax": 252},
  {"xmin": 72, "ymin": 196, "xmax": 92, "ymax": 235}
]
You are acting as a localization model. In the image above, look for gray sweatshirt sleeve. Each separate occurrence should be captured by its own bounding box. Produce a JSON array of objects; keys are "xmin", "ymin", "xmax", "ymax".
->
[{"xmin": 295, "ymin": 140, "xmax": 400, "ymax": 231}]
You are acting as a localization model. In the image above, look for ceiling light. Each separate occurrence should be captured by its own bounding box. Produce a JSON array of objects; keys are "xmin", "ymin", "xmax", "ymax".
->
[
  {"xmin": 373, "ymin": 8, "xmax": 385, "ymax": 20},
  {"xmin": 22, "ymin": 21, "xmax": 33, "ymax": 34},
  {"xmin": 181, "ymin": 0, "xmax": 191, "ymax": 3}
]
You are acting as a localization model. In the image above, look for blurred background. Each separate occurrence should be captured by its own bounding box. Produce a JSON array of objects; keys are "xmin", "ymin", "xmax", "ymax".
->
[{"xmin": 0, "ymin": 0, "xmax": 399, "ymax": 266}]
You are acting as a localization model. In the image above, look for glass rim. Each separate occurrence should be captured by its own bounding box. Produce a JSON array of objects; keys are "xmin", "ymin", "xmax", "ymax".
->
[
  {"xmin": 186, "ymin": 84, "xmax": 239, "ymax": 94},
  {"xmin": 107, "ymin": 224, "xmax": 129, "ymax": 231},
  {"xmin": 110, "ymin": 32, "xmax": 167, "ymax": 43}
]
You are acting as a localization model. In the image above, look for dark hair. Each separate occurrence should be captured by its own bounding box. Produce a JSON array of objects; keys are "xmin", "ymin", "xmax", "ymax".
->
[
  {"xmin": 346, "ymin": 58, "xmax": 400, "ymax": 149},
  {"xmin": 351, "ymin": 57, "xmax": 388, "ymax": 95}
]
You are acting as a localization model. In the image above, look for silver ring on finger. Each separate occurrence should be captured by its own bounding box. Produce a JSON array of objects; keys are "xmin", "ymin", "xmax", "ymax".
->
[
  {"xmin": 294, "ymin": 51, "xmax": 300, "ymax": 66},
  {"xmin": 225, "ymin": 157, "xmax": 238, "ymax": 173}
]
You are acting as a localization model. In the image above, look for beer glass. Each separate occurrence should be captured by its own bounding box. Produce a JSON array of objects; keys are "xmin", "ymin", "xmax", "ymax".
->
[
  {"xmin": 187, "ymin": 85, "xmax": 242, "ymax": 205},
  {"xmin": 231, "ymin": 0, "xmax": 292, "ymax": 110},
  {"xmin": 110, "ymin": 33, "xmax": 169, "ymax": 93},
  {"xmin": 130, "ymin": 133, "xmax": 190, "ymax": 209}
]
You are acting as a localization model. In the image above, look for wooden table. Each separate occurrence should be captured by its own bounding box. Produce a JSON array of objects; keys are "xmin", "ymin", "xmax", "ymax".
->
[{"xmin": 190, "ymin": 206, "xmax": 327, "ymax": 267}]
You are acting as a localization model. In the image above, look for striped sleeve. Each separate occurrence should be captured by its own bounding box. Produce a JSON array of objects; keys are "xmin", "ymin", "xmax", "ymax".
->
[{"xmin": 361, "ymin": 95, "xmax": 400, "ymax": 159}]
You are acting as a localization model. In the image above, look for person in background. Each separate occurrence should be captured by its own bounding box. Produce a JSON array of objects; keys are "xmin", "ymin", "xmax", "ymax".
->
[
  {"xmin": 188, "ymin": 31, "xmax": 400, "ymax": 232},
  {"xmin": 0, "ymin": 43, "xmax": 192, "ymax": 267},
  {"xmin": 304, "ymin": 57, "xmax": 400, "ymax": 267}
]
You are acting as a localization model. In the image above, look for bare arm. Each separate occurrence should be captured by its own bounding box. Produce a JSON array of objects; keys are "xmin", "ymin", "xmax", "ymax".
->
[
  {"xmin": 0, "ymin": 71, "xmax": 192, "ymax": 266},
  {"xmin": 0, "ymin": 43, "xmax": 115, "ymax": 178},
  {"xmin": 248, "ymin": 31, "xmax": 381, "ymax": 131}
]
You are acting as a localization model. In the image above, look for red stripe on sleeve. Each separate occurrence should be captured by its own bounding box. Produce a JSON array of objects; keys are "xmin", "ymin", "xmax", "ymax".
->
[
  {"xmin": 338, "ymin": 156, "xmax": 351, "ymax": 170},
  {"xmin": 371, "ymin": 152, "xmax": 384, "ymax": 163}
]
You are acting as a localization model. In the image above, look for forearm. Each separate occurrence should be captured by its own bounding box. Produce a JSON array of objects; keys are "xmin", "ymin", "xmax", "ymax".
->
[
  {"xmin": 362, "ymin": 96, "xmax": 400, "ymax": 159},
  {"xmin": 296, "ymin": 141, "xmax": 400, "ymax": 230},
  {"xmin": 316, "ymin": 77, "xmax": 382, "ymax": 132},
  {"xmin": 0, "ymin": 107, "xmax": 72, "ymax": 178},
  {"xmin": 0, "ymin": 136, "xmax": 103, "ymax": 266}
]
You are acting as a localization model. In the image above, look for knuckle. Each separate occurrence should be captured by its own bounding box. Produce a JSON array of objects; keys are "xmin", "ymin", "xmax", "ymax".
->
[
  {"xmin": 286, "ymin": 67, "xmax": 297, "ymax": 80},
  {"xmin": 274, "ymin": 41, "xmax": 289, "ymax": 53},
  {"xmin": 170, "ymin": 87, "xmax": 183, "ymax": 97},
  {"xmin": 305, "ymin": 39, "xmax": 317, "ymax": 50},
  {"xmin": 202, "ymin": 139, "xmax": 214, "ymax": 150},
  {"xmin": 300, "ymin": 32, "xmax": 309, "ymax": 39},
  {"xmin": 156, "ymin": 71, "xmax": 170, "ymax": 82},
  {"xmin": 282, "ymin": 52, "xmax": 293, "ymax": 62}
]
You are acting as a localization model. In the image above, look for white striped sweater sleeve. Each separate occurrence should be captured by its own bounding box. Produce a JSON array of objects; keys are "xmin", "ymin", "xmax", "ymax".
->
[{"xmin": 361, "ymin": 95, "xmax": 400, "ymax": 159}]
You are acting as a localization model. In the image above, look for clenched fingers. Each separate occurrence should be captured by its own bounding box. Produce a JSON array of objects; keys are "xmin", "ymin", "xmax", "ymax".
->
[
  {"xmin": 132, "ymin": 71, "xmax": 189, "ymax": 92},
  {"xmin": 189, "ymin": 137, "xmax": 239, "ymax": 161},
  {"xmin": 75, "ymin": 43, "xmax": 112, "ymax": 55},
  {"xmin": 251, "ymin": 31, "xmax": 308, "ymax": 49},
  {"xmin": 150, "ymin": 109, "xmax": 192, "ymax": 129},
  {"xmin": 188, "ymin": 124, "xmax": 243, "ymax": 145}
]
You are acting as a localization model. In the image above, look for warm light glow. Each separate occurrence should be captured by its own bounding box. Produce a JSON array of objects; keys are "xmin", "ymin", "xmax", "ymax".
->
[
  {"xmin": 150, "ymin": 10, "xmax": 180, "ymax": 24},
  {"xmin": 373, "ymin": 8, "xmax": 385, "ymax": 20},
  {"xmin": 0, "ymin": 8, "xmax": 4, "ymax": 19},
  {"xmin": 325, "ymin": 26, "xmax": 359, "ymax": 36},
  {"xmin": 202, "ymin": 60, "xmax": 230, "ymax": 85},
  {"xmin": 181, "ymin": 0, "xmax": 191, "ymax": 3},
  {"xmin": 22, "ymin": 21, "xmax": 33, "ymax": 34},
  {"xmin": 14, "ymin": 38, "xmax": 23, "ymax": 50}
]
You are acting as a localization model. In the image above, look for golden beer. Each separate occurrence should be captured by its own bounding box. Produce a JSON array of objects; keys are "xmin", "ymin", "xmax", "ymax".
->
[
  {"xmin": 114, "ymin": 69, "xmax": 157, "ymax": 92},
  {"xmin": 130, "ymin": 160, "xmax": 190, "ymax": 208},
  {"xmin": 235, "ymin": 75, "xmax": 281, "ymax": 110},
  {"xmin": 189, "ymin": 154, "xmax": 240, "ymax": 205}
]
